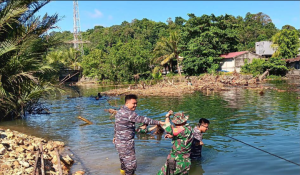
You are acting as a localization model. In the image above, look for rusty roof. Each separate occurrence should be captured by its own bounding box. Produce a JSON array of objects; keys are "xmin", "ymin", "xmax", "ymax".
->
[
  {"xmin": 284, "ymin": 56, "xmax": 300, "ymax": 63},
  {"xmin": 220, "ymin": 51, "xmax": 248, "ymax": 59}
]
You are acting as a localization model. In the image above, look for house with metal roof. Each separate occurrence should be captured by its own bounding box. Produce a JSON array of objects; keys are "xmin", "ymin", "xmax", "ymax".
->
[{"xmin": 220, "ymin": 51, "xmax": 262, "ymax": 73}]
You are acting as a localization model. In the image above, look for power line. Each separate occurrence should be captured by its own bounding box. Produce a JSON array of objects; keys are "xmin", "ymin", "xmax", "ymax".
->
[{"xmin": 222, "ymin": 134, "xmax": 300, "ymax": 166}]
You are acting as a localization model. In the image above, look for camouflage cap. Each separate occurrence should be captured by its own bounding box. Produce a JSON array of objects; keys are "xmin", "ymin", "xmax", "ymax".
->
[{"xmin": 172, "ymin": 112, "xmax": 189, "ymax": 124}]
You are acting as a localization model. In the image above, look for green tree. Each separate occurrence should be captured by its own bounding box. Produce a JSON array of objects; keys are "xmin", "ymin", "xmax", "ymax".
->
[
  {"xmin": 241, "ymin": 57, "xmax": 287, "ymax": 76},
  {"xmin": 153, "ymin": 31, "xmax": 182, "ymax": 76},
  {"xmin": 180, "ymin": 14, "xmax": 238, "ymax": 75},
  {"xmin": 81, "ymin": 49, "xmax": 106, "ymax": 79},
  {"xmin": 281, "ymin": 25, "xmax": 296, "ymax": 30},
  {"xmin": 272, "ymin": 29, "xmax": 300, "ymax": 58},
  {"xmin": 0, "ymin": 0, "xmax": 60, "ymax": 120},
  {"xmin": 236, "ymin": 12, "xmax": 277, "ymax": 51},
  {"xmin": 63, "ymin": 48, "xmax": 82, "ymax": 70}
]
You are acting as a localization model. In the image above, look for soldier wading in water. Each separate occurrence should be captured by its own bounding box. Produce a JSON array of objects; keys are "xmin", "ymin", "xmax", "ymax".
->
[
  {"xmin": 157, "ymin": 111, "xmax": 193, "ymax": 175},
  {"xmin": 113, "ymin": 94, "xmax": 165, "ymax": 175}
]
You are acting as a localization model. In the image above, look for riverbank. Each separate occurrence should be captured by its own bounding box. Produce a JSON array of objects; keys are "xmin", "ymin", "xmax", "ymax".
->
[{"xmin": 0, "ymin": 128, "xmax": 81, "ymax": 175}]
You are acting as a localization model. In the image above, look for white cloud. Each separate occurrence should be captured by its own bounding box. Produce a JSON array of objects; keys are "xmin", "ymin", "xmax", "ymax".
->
[
  {"xmin": 87, "ymin": 9, "xmax": 103, "ymax": 18},
  {"xmin": 108, "ymin": 15, "xmax": 113, "ymax": 20}
]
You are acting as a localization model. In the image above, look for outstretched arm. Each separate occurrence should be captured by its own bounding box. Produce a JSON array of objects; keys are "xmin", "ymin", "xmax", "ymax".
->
[
  {"xmin": 129, "ymin": 111, "xmax": 166, "ymax": 126},
  {"xmin": 165, "ymin": 110, "xmax": 173, "ymax": 124},
  {"xmin": 163, "ymin": 110, "xmax": 173, "ymax": 138},
  {"xmin": 148, "ymin": 125, "xmax": 157, "ymax": 132}
]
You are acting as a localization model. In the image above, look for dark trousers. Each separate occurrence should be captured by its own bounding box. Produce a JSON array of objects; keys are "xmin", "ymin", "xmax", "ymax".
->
[{"xmin": 115, "ymin": 139, "xmax": 137, "ymax": 175}]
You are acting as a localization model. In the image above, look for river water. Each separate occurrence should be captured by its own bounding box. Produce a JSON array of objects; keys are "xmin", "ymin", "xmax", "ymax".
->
[{"xmin": 0, "ymin": 82, "xmax": 300, "ymax": 175}]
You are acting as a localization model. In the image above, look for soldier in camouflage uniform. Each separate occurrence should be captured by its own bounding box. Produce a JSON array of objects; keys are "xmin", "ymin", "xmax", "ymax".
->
[
  {"xmin": 114, "ymin": 94, "xmax": 165, "ymax": 175},
  {"xmin": 191, "ymin": 118, "xmax": 210, "ymax": 160},
  {"xmin": 157, "ymin": 111, "xmax": 193, "ymax": 175}
]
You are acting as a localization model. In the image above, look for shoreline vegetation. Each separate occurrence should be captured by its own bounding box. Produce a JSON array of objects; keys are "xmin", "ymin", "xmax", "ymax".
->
[{"xmin": 0, "ymin": 128, "xmax": 84, "ymax": 175}]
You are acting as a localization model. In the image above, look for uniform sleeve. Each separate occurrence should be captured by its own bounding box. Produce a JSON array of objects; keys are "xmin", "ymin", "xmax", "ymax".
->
[
  {"xmin": 128, "ymin": 111, "xmax": 160, "ymax": 125},
  {"xmin": 114, "ymin": 123, "xmax": 116, "ymax": 138},
  {"xmin": 162, "ymin": 123, "xmax": 173, "ymax": 135},
  {"xmin": 193, "ymin": 127, "xmax": 202, "ymax": 141}
]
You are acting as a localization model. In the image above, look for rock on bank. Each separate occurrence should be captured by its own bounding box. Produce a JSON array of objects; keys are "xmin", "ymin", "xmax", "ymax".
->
[{"xmin": 0, "ymin": 128, "xmax": 75, "ymax": 175}]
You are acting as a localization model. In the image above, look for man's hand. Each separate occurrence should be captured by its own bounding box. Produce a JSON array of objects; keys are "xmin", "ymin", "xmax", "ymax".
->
[
  {"xmin": 166, "ymin": 110, "xmax": 173, "ymax": 118},
  {"xmin": 113, "ymin": 138, "xmax": 115, "ymax": 144},
  {"xmin": 164, "ymin": 134, "xmax": 173, "ymax": 139},
  {"xmin": 200, "ymin": 141, "xmax": 204, "ymax": 145}
]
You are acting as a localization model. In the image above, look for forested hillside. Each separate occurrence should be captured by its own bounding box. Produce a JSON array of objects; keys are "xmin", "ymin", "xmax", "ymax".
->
[{"xmin": 47, "ymin": 12, "xmax": 299, "ymax": 81}]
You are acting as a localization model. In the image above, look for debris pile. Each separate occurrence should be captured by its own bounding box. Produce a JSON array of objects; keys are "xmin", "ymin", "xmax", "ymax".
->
[{"xmin": 103, "ymin": 74, "xmax": 260, "ymax": 97}]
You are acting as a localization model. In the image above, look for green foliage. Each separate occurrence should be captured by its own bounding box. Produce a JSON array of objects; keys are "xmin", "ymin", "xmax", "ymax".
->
[
  {"xmin": 241, "ymin": 57, "xmax": 288, "ymax": 76},
  {"xmin": 266, "ymin": 75, "xmax": 283, "ymax": 80},
  {"xmin": 272, "ymin": 29, "xmax": 300, "ymax": 58},
  {"xmin": 151, "ymin": 72, "xmax": 162, "ymax": 80},
  {"xmin": 166, "ymin": 72, "xmax": 176, "ymax": 77},
  {"xmin": 81, "ymin": 49, "xmax": 106, "ymax": 78},
  {"xmin": 241, "ymin": 59, "xmax": 266, "ymax": 76},
  {"xmin": 153, "ymin": 31, "xmax": 182, "ymax": 75},
  {"xmin": 264, "ymin": 57, "xmax": 288, "ymax": 75},
  {"xmin": 0, "ymin": 0, "xmax": 61, "ymax": 120},
  {"xmin": 180, "ymin": 14, "xmax": 239, "ymax": 75},
  {"xmin": 236, "ymin": 12, "xmax": 278, "ymax": 51},
  {"xmin": 50, "ymin": 12, "xmax": 286, "ymax": 80}
]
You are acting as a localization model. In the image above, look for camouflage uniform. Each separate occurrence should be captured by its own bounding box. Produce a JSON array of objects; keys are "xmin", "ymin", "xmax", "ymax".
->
[
  {"xmin": 191, "ymin": 126, "xmax": 203, "ymax": 160},
  {"xmin": 114, "ymin": 105, "xmax": 160, "ymax": 175},
  {"xmin": 157, "ymin": 114, "xmax": 193, "ymax": 175}
]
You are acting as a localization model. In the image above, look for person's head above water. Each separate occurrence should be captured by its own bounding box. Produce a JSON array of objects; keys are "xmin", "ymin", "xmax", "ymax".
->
[
  {"xmin": 125, "ymin": 94, "xmax": 138, "ymax": 111},
  {"xmin": 198, "ymin": 118, "xmax": 210, "ymax": 133}
]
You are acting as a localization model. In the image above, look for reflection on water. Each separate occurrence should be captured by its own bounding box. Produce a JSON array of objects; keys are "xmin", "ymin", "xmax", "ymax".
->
[{"xmin": 0, "ymin": 83, "xmax": 300, "ymax": 175}]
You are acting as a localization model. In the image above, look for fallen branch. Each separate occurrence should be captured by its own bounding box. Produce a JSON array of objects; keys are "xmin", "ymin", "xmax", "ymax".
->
[{"xmin": 77, "ymin": 116, "xmax": 93, "ymax": 125}]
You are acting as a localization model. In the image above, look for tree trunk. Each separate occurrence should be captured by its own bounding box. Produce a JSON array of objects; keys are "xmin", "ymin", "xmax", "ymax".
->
[
  {"xmin": 170, "ymin": 61, "xmax": 173, "ymax": 73},
  {"xmin": 176, "ymin": 55, "xmax": 182, "ymax": 76},
  {"xmin": 259, "ymin": 69, "xmax": 269, "ymax": 81}
]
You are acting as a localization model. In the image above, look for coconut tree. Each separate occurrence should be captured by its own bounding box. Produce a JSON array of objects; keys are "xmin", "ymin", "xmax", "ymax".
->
[
  {"xmin": 153, "ymin": 31, "xmax": 182, "ymax": 76},
  {"xmin": 63, "ymin": 48, "xmax": 82, "ymax": 70},
  {"xmin": 0, "ymin": 0, "xmax": 61, "ymax": 120}
]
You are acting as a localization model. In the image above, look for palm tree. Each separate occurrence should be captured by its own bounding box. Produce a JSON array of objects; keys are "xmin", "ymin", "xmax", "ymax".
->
[
  {"xmin": 0, "ymin": 0, "xmax": 60, "ymax": 120},
  {"xmin": 63, "ymin": 48, "xmax": 82, "ymax": 70},
  {"xmin": 153, "ymin": 31, "xmax": 182, "ymax": 76}
]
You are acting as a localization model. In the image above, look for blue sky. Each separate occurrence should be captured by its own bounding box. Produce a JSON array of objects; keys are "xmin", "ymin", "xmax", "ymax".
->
[{"xmin": 37, "ymin": 1, "xmax": 300, "ymax": 32}]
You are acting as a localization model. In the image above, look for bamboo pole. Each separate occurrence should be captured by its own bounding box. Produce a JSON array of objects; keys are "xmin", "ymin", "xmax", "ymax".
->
[
  {"xmin": 39, "ymin": 143, "xmax": 45, "ymax": 175},
  {"xmin": 55, "ymin": 148, "xmax": 63, "ymax": 175},
  {"xmin": 32, "ymin": 148, "xmax": 41, "ymax": 175}
]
